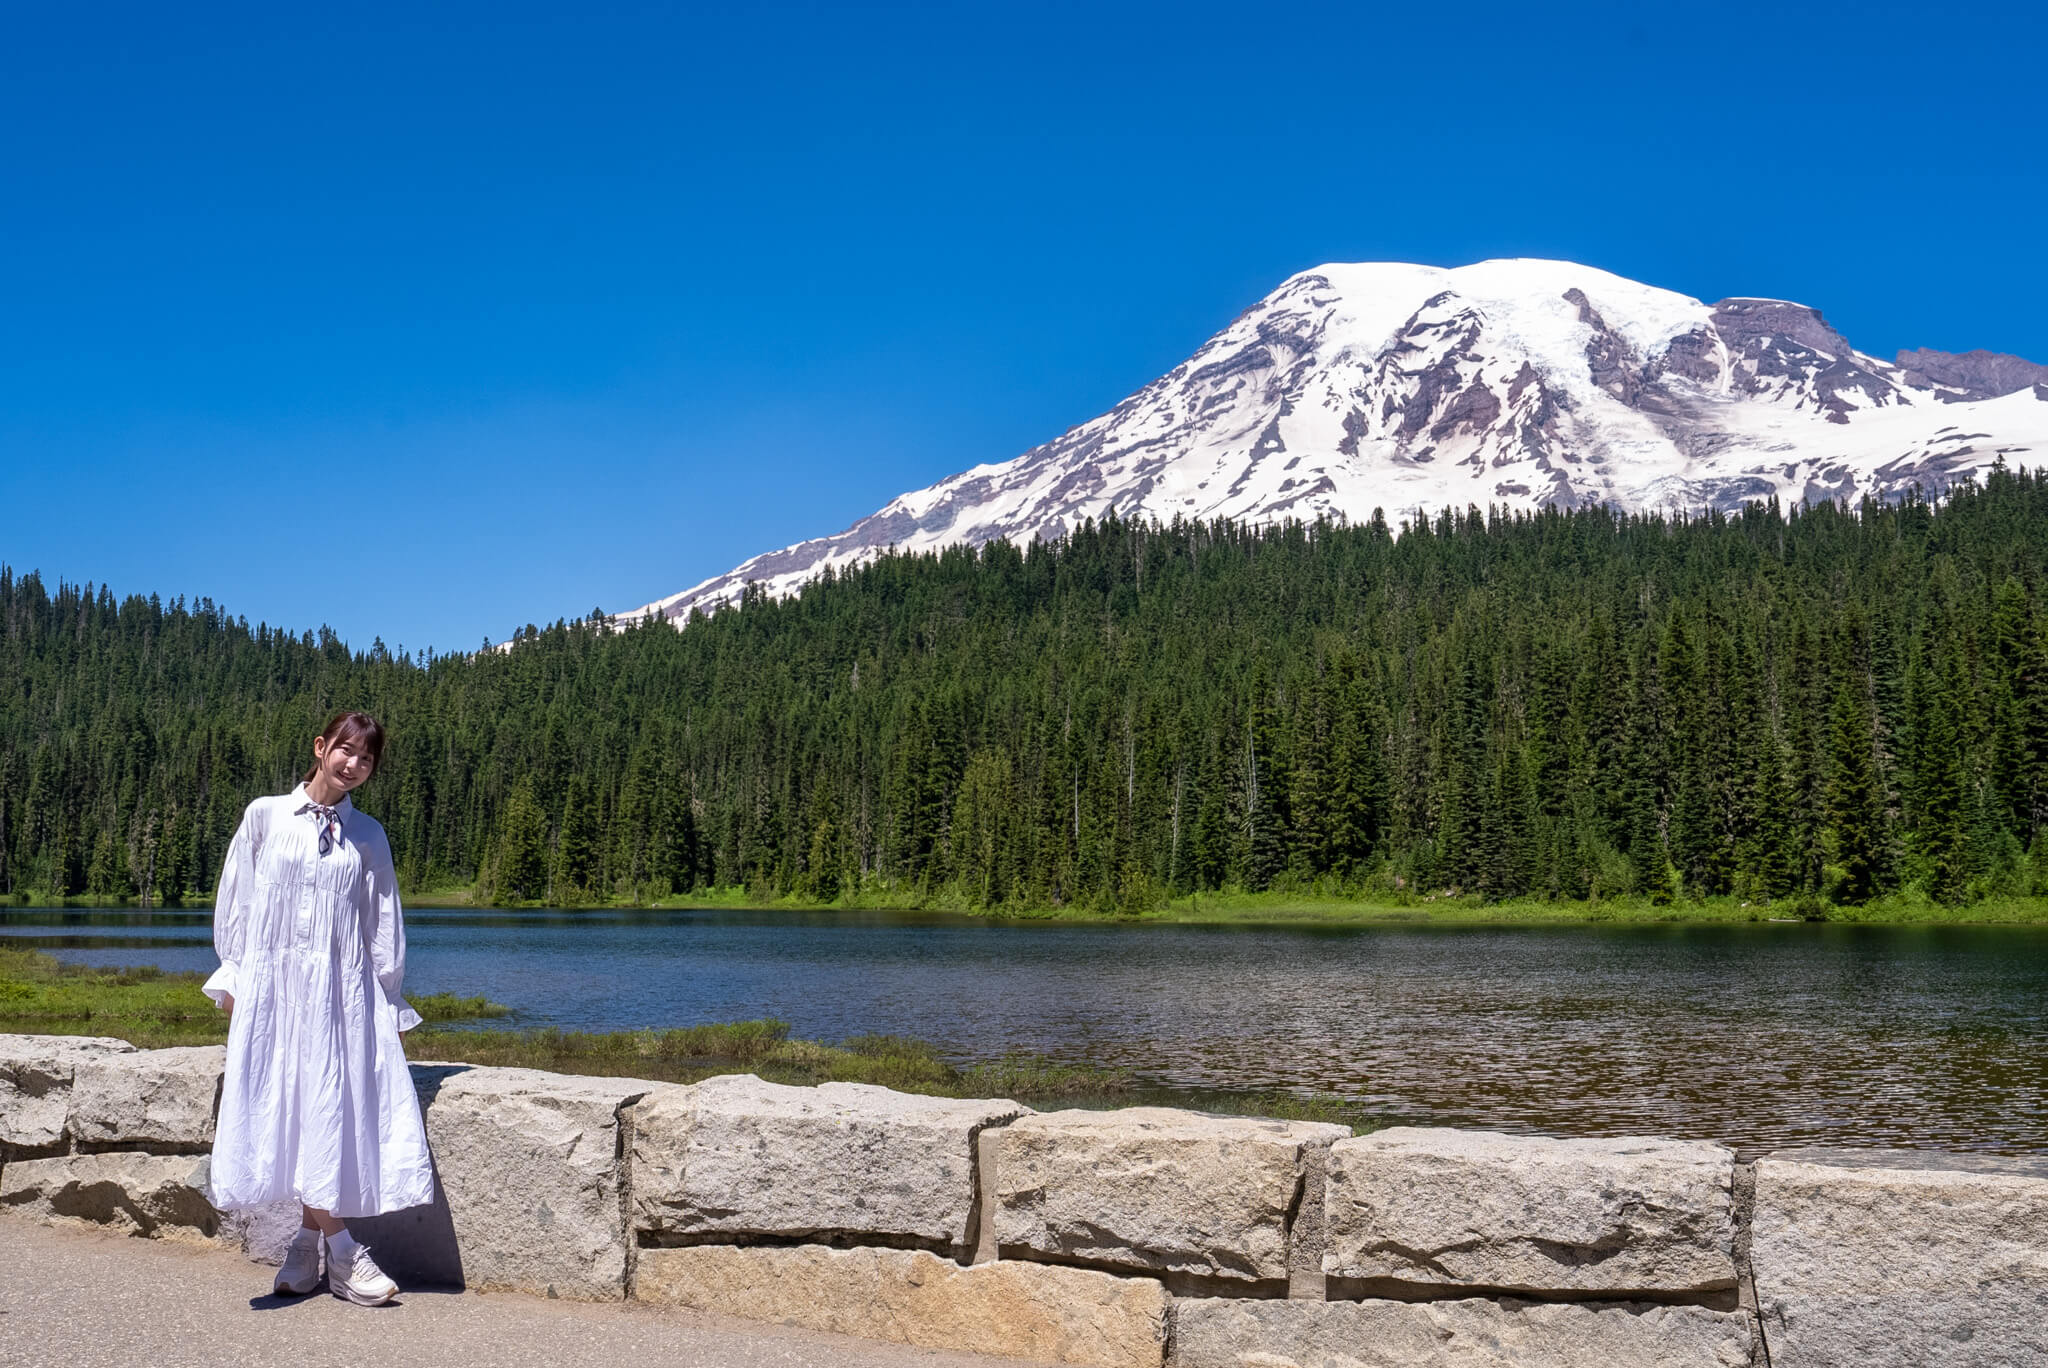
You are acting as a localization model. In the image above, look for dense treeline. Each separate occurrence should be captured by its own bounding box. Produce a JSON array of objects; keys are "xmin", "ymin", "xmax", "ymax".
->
[{"xmin": 7, "ymin": 470, "xmax": 2048, "ymax": 910}]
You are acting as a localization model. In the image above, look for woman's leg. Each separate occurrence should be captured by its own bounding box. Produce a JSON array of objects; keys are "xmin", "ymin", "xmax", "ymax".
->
[{"xmin": 300, "ymin": 1204, "xmax": 347, "ymax": 1236}]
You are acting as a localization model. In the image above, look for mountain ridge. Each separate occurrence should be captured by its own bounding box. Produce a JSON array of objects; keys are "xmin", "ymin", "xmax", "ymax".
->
[{"xmin": 625, "ymin": 259, "xmax": 2048, "ymax": 624}]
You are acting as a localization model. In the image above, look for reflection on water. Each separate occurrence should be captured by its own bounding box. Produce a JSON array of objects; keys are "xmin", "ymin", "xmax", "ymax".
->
[{"xmin": 7, "ymin": 907, "xmax": 2046, "ymax": 1157}]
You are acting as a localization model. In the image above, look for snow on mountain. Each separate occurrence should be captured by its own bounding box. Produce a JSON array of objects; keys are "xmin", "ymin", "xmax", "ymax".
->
[{"xmin": 623, "ymin": 259, "xmax": 2048, "ymax": 624}]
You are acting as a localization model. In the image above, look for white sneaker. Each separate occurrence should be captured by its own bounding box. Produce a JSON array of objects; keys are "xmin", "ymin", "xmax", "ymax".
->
[
  {"xmin": 327, "ymin": 1237, "xmax": 399, "ymax": 1306},
  {"xmin": 274, "ymin": 1229, "xmax": 323, "ymax": 1295}
]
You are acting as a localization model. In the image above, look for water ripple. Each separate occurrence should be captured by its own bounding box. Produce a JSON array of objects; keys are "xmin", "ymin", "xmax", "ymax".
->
[{"xmin": 8, "ymin": 909, "xmax": 2044, "ymax": 1156}]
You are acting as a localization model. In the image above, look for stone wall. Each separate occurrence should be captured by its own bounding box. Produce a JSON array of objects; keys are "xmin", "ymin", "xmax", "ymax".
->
[{"xmin": 2, "ymin": 1032, "xmax": 2041, "ymax": 1367}]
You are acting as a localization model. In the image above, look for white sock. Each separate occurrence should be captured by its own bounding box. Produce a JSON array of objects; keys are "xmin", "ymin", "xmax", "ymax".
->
[
  {"xmin": 326, "ymin": 1229, "xmax": 359, "ymax": 1260},
  {"xmin": 290, "ymin": 1226, "xmax": 320, "ymax": 1245}
]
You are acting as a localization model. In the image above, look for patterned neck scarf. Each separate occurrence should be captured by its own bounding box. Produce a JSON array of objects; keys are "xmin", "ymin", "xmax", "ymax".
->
[{"xmin": 296, "ymin": 800, "xmax": 344, "ymax": 855}]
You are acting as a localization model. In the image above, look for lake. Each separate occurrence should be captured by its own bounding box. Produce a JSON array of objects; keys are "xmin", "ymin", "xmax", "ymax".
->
[{"xmin": 7, "ymin": 906, "xmax": 2045, "ymax": 1157}]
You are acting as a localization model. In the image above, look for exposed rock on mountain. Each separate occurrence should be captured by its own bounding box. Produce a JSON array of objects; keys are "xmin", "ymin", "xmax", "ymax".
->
[
  {"xmin": 1892, "ymin": 347, "xmax": 2048, "ymax": 401},
  {"xmin": 626, "ymin": 260, "xmax": 2048, "ymax": 623}
]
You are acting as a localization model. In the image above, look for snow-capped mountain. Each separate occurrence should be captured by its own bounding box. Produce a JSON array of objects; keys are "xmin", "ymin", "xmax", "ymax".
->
[{"xmin": 626, "ymin": 259, "xmax": 2048, "ymax": 624}]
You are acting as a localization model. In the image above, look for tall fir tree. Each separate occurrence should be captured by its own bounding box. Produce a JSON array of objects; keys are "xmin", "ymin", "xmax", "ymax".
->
[{"xmin": 1825, "ymin": 678, "xmax": 1886, "ymax": 905}]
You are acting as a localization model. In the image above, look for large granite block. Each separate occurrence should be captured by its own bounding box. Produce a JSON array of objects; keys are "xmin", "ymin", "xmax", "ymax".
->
[
  {"xmin": 634, "ymin": 1242, "xmax": 1168, "ymax": 1368},
  {"xmin": 992, "ymin": 1107, "xmax": 1348, "ymax": 1286},
  {"xmin": 1323, "ymin": 1128, "xmax": 1736, "ymax": 1298},
  {"xmin": 360, "ymin": 1063, "xmax": 674, "ymax": 1300},
  {"xmin": 218, "ymin": 1197, "xmax": 307, "ymax": 1266},
  {"xmin": 0, "ymin": 1150, "xmax": 221, "ymax": 1243},
  {"xmin": 67, "ymin": 1045, "xmax": 225, "ymax": 1147},
  {"xmin": 1169, "ymin": 1295, "xmax": 1756, "ymax": 1368},
  {"xmin": 0, "ymin": 1034, "xmax": 136, "ymax": 1149},
  {"xmin": 629, "ymin": 1074, "xmax": 1026, "ymax": 1252},
  {"xmin": 1752, "ymin": 1147, "xmax": 2048, "ymax": 1368}
]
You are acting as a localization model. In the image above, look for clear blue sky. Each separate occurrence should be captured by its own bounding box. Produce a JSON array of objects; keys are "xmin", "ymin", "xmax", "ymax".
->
[{"xmin": 4, "ymin": 1, "xmax": 2043, "ymax": 654}]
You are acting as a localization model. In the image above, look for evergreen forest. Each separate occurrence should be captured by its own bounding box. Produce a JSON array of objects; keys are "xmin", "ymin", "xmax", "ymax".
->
[{"xmin": 7, "ymin": 470, "xmax": 2048, "ymax": 913}]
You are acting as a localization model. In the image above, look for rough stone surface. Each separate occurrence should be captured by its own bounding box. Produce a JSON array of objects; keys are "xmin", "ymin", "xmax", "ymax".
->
[
  {"xmin": 218, "ymin": 1197, "xmax": 306, "ymax": 1266},
  {"xmin": 630, "ymin": 1074, "xmax": 1026, "ymax": 1251},
  {"xmin": 634, "ymin": 1243, "xmax": 1169, "ymax": 1368},
  {"xmin": 972, "ymin": 1123, "xmax": 1003, "ymax": 1264},
  {"xmin": 1286, "ymin": 1141, "xmax": 1331, "ymax": 1300},
  {"xmin": 67, "ymin": 1045, "xmax": 225, "ymax": 1146},
  {"xmin": 1169, "ymin": 1296, "xmax": 1756, "ymax": 1368},
  {"xmin": 390, "ymin": 1063, "xmax": 673, "ymax": 1300},
  {"xmin": 992, "ymin": 1107, "xmax": 1348, "ymax": 1286},
  {"xmin": 1323, "ymin": 1127, "xmax": 1736, "ymax": 1297},
  {"xmin": 1731, "ymin": 1161, "xmax": 1761, "ymax": 1316},
  {"xmin": 0, "ymin": 1150, "xmax": 221, "ymax": 1242},
  {"xmin": 0, "ymin": 1034, "xmax": 136, "ymax": 1149},
  {"xmin": 1752, "ymin": 1147, "xmax": 2048, "ymax": 1368}
]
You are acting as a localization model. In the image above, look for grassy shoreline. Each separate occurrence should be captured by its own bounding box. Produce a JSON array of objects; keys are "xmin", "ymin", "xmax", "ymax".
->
[
  {"xmin": 0, "ymin": 945, "xmax": 1365, "ymax": 1129},
  {"xmin": 416, "ymin": 885, "xmax": 2048, "ymax": 926},
  {"xmin": 14, "ymin": 884, "xmax": 2048, "ymax": 925}
]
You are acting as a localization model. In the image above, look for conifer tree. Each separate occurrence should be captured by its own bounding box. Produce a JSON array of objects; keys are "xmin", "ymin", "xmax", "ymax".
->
[
  {"xmin": 8, "ymin": 477, "xmax": 2048, "ymax": 912},
  {"xmin": 555, "ymin": 775, "xmax": 597, "ymax": 898},
  {"xmin": 1906, "ymin": 642, "xmax": 1969, "ymax": 903},
  {"xmin": 1326, "ymin": 661, "xmax": 1388, "ymax": 876},
  {"xmin": 1825, "ymin": 679, "xmax": 1885, "ymax": 904},
  {"xmin": 1748, "ymin": 736, "xmax": 1800, "ymax": 900},
  {"xmin": 1437, "ymin": 651, "xmax": 1490, "ymax": 889},
  {"xmin": 804, "ymin": 780, "xmax": 844, "ymax": 904},
  {"xmin": 1243, "ymin": 675, "xmax": 1289, "ymax": 890},
  {"xmin": 495, "ymin": 779, "xmax": 548, "ymax": 901},
  {"xmin": 1285, "ymin": 675, "xmax": 1333, "ymax": 878}
]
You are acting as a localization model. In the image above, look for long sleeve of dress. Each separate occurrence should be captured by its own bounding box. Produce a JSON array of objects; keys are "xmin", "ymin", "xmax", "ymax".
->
[
  {"xmin": 203, "ymin": 804, "xmax": 261, "ymax": 1009},
  {"xmin": 362, "ymin": 834, "xmax": 422, "ymax": 1032}
]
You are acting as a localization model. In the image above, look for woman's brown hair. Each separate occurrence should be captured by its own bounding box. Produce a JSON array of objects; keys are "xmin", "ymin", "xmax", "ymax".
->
[{"xmin": 301, "ymin": 711, "xmax": 388, "ymax": 784}]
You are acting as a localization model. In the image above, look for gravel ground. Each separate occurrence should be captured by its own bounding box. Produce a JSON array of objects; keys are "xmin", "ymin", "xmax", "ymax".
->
[{"xmin": 0, "ymin": 1217, "xmax": 1050, "ymax": 1368}]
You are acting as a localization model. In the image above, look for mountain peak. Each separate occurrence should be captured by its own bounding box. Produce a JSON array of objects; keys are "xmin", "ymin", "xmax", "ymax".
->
[{"xmin": 621, "ymin": 260, "xmax": 2048, "ymax": 625}]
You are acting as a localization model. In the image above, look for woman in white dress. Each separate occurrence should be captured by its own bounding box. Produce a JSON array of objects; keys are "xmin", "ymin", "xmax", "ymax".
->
[{"xmin": 204, "ymin": 711, "xmax": 435, "ymax": 1305}]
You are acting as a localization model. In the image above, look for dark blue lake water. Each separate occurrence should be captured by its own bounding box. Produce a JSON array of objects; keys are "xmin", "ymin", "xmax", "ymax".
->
[{"xmin": 7, "ymin": 906, "xmax": 2046, "ymax": 1156}]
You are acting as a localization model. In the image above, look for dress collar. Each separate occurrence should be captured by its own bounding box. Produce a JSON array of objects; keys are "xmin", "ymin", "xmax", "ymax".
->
[{"xmin": 290, "ymin": 783, "xmax": 355, "ymax": 818}]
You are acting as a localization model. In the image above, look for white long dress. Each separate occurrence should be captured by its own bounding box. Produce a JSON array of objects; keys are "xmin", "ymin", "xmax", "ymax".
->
[{"xmin": 203, "ymin": 784, "xmax": 435, "ymax": 1216}]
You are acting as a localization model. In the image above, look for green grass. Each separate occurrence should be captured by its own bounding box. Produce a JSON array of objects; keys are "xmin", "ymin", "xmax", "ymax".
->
[
  {"xmin": 0, "ymin": 946, "xmax": 518, "ymax": 1047},
  {"xmin": 391, "ymin": 1021, "xmax": 1372, "ymax": 1126},
  {"xmin": 1117, "ymin": 887, "xmax": 2048, "ymax": 926},
  {"xmin": 399, "ymin": 1018, "xmax": 1146, "ymax": 1102},
  {"xmin": 407, "ymin": 992, "xmax": 513, "ymax": 1021},
  {"xmin": 405, "ymin": 881, "xmax": 2048, "ymax": 926},
  {"xmin": 0, "ymin": 945, "xmax": 1368, "ymax": 1130},
  {"xmin": 30, "ymin": 880, "xmax": 2048, "ymax": 925},
  {"xmin": 0, "ymin": 946, "xmax": 230, "ymax": 1045}
]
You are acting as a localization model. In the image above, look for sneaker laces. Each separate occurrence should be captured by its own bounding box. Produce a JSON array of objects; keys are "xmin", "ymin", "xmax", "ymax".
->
[{"xmin": 346, "ymin": 1244, "xmax": 391, "ymax": 1286}]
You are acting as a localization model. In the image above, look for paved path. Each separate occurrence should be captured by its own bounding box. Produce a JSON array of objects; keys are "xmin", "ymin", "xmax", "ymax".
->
[{"xmin": 0, "ymin": 1218, "xmax": 1050, "ymax": 1368}]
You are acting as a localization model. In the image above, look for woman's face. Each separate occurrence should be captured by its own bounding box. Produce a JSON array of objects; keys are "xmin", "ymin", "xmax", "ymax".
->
[{"xmin": 311, "ymin": 733, "xmax": 376, "ymax": 796}]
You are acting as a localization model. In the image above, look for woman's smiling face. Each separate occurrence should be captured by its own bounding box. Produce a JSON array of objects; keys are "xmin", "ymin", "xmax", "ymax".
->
[{"xmin": 311, "ymin": 733, "xmax": 375, "ymax": 796}]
